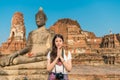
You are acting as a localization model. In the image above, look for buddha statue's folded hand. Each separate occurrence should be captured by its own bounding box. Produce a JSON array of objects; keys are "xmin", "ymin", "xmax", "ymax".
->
[{"xmin": 0, "ymin": 52, "xmax": 19, "ymax": 67}]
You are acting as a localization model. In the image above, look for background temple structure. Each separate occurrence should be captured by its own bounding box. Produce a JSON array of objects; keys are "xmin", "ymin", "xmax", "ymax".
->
[
  {"xmin": 50, "ymin": 18, "xmax": 101, "ymax": 54},
  {"xmin": 49, "ymin": 18, "xmax": 120, "ymax": 52},
  {"xmin": 0, "ymin": 12, "xmax": 26, "ymax": 54}
]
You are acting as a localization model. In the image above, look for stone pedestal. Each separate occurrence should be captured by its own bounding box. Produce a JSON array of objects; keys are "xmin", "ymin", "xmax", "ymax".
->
[{"xmin": 0, "ymin": 61, "xmax": 48, "ymax": 80}]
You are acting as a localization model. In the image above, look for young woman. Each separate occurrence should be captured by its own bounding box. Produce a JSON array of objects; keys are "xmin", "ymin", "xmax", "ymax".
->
[{"xmin": 47, "ymin": 34, "xmax": 72, "ymax": 80}]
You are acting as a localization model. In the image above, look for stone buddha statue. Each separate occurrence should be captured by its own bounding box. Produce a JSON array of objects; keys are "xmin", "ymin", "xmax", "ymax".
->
[{"xmin": 0, "ymin": 7, "xmax": 54, "ymax": 67}]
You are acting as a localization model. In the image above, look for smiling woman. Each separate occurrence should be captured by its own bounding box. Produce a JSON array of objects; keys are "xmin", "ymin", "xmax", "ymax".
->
[{"xmin": 47, "ymin": 34, "xmax": 72, "ymax": 80}]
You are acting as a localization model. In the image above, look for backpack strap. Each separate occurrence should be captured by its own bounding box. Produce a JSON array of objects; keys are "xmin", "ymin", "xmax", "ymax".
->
[{"xmin": 62, "ymin": 48, "xmax": 64, "ymax": 73}]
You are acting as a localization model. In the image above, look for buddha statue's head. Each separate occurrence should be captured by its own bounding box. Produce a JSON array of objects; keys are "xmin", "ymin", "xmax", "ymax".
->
[{"xmin": 35, "ymin": 7, "xmax": 47, "ymax": 28}]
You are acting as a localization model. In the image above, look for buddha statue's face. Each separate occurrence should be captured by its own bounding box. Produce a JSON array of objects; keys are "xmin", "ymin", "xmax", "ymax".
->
[{"xmin": 35, "ymin": 10, "xmax": 47, "ymax": 28}]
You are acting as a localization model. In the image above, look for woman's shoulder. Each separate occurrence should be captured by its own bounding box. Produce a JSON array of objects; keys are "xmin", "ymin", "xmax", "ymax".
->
[
  {"xmin": 64, "ymin": 49, "xmax": 71, "ymax": 54},
  {"xmin": 47, "ymin": 51, "xmax": 51, "ymax": 59},
  {"xmin": 48, "ymin": 51, "xmax": 51, "ymax": 54},
  {"xmin": 66, "ymin": 50, "xmax": 72, "ymax": 59},
  {"xmin": 63, "ymin": 49, "xmax": 72, "ymax": 59},
  {"xmin": 68, "ymin": 51, "xmax": 71, "ymax": 55}
]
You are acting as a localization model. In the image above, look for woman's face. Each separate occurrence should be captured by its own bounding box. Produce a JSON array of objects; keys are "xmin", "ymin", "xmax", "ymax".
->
[{"xmin": 55, "ymin": 37, "xmax": 63, "ymax": 49}]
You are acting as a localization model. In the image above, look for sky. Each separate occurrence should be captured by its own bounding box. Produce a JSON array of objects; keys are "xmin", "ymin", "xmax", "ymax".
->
[{"xmin": 0, "ymin": 0, "xmax": 120, "ymax": 45}]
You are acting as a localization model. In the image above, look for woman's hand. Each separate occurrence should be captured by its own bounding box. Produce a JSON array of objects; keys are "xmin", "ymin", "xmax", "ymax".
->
[{"xmin": 57, "ymin": 48, "xmax": 61, "ymax": 58}]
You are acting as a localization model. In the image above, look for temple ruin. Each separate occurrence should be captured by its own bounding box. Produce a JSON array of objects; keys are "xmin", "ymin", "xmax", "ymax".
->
[{"xmin": 0, "ymin": 12, "xmax": 26, "ymax": 54}]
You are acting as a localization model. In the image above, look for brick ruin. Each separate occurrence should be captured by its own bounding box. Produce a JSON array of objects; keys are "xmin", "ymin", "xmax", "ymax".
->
[
  {"xmin": 50, "ymin": 18, "xmax": 102, "ymax": 53},
  {"xmin": 0, "ymin": 12, "xmax": 26, "ymax": 54}
]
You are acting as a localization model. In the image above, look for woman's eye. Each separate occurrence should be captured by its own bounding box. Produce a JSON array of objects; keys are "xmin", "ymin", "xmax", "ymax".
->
[{"xmin": 55, "ymin": 41, "xmax": 58, "ymax": 42}]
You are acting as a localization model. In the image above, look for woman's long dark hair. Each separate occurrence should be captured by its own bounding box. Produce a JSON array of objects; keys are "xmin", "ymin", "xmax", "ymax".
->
[{"xmin": 50, "ymin": 34, "xmax": 64, "ymax": 63}]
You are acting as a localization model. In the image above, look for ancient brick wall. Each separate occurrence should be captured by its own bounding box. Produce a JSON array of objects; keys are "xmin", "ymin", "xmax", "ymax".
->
[{"xmin": 0, "ymin": 12, "xmax": 26, "ymax": 54}]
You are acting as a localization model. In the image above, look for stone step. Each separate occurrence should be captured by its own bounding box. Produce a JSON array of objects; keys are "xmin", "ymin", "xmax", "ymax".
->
[
  {"xmin": 69, "ymin": 74, "xmax": 120, "ymax": 80},
  {"xmin": 0, "ymin": 69, "xmax": 47, "ymax": 75},
  {"xmin": 0, "ymin": 74, "xmax": 48, "ymax": 80}
]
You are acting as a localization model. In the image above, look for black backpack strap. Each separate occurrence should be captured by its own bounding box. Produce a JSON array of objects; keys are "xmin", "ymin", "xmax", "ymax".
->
[
  {"xmin": 55, "ymin": 65, "xmax": 56, "ymax": 73},
  {"xmin": 62, "ymin": 48, "xmax": 64, "ymax": 73}
]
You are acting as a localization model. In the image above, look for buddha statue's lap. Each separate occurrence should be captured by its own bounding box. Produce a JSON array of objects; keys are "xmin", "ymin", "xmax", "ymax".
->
[{"xmin": 12, "ymin": 54, "xmax": 47, "ymax": 65}]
